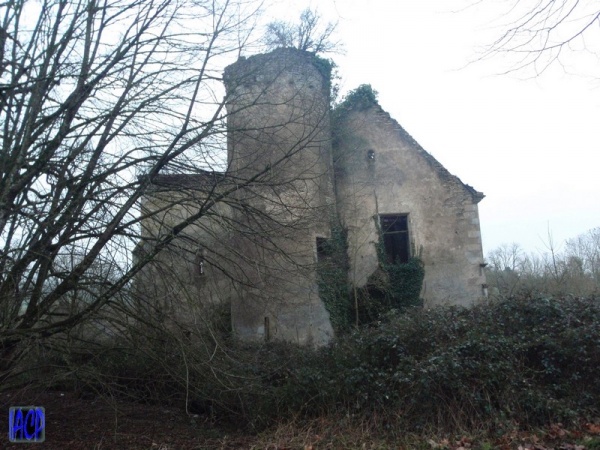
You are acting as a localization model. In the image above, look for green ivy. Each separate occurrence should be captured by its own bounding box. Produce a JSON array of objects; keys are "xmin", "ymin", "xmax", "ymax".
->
[
  {"xmin": 316, "ymin": 226, "xmax": 353, "ymax": 332},
  {"xmin": 357, "ymin": 223, "xmax": 425, "ymax": 324},
  {"xmin": 334, "ymin": 84, "xmax": 379, "ymax": 112},
  {"xmin": 383, "ymin": 257, "xmax": 425, "ymax": 308},
  {"xmin": 311, "ymin": 54, "xmax": 334, "ymax": 81},
  {"xmin": 316, "ymin": 219, "xmax": 424, "ymax": 328},
  {"xmin": 310, "ymin": 55, "xmax": 341, "ymax": 105}
]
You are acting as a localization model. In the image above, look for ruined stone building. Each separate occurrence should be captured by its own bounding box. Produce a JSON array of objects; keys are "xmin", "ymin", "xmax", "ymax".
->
[{"xmin": 136, "ymin": 48, "xmax": 486, "ymax": 346}]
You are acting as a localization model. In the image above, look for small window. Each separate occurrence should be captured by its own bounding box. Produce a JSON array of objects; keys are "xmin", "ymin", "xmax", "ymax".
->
[
  {"xmin": 380, "ymin": 214, "xmax": 410, "ymax": 264},
  {"xmin": 367, "ymin": 149, "xmax": 375, "ymax": 161},
  {"xmin": 195, "ymin": 249, "xmax": 205, "ymax": 276},
  {"xmin": 316, "ymin": 237, "xmax": 332, "ymax": 262},
  {"xmin": 264, "ymin": 316, "xmax": 271, "ymax": 342}
]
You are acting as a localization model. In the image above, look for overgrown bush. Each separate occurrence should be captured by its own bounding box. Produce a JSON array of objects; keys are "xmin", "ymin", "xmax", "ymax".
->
[
  {"xmin": 21, "ymin": 295, "xmax": 600, "ymax": 433},
  {"xmin": 333, "ymin": 84, "xmax": 378, "ymax": 116},
  {"xmin": 358, "ymin": 257, "xmax": 425, "ymax": 324},
  {"xmin": 260, "ymin": 296, "xmax": 600, "ymax": 430}
]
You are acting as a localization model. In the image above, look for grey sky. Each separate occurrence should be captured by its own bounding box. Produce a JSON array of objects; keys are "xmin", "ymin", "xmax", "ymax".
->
[{"xmin": 265, "ymin": 0, "xmax": 600, "ymax": 255}]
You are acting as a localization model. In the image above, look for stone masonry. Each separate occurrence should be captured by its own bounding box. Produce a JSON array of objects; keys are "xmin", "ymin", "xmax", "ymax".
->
[{"xmin": 137, "ymin": 48, "xmax": 487, "ymax": 346}]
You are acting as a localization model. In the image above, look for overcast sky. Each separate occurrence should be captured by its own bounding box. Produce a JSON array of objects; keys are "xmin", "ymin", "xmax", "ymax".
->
[{"xmin": 264, "ymin": 0, "xmax": 600, "ymax": 256}]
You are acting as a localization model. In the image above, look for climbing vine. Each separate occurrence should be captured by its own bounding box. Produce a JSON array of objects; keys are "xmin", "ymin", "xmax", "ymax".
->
[
  {"xmin": 312, "ymin": 55, "xmax": 334, "ymax": 82},
  {"xmin": 317, "ymin": 221, "xmax": 425, "ymax": 330},
  {"xmin": 356, "ymin": 224, "xmax": 425, "ymax": 324},
  {"xmin": 311, "ymin": 54, "xmax": 341, "ymax": 105},
  {"xmin": 316, "ymin": 225, "xmax": 353, "ymax": 333}
]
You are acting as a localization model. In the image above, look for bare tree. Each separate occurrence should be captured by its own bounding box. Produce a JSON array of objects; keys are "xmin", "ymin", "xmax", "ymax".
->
[
  {"xmin": 0, "ymin": 0, "xmax": 270, "ymax": 381},
  {"xmin": 565, "ymin": 227, "xmax": 600, "ymax": 292},
  {"xmin": 263, "ymin": 8, "xmax": 340, "ymax": 54},
  {"xmin": 479, "ymin": 0, "xmax": 600, "ymax": 75},
  {"xmin": 486, "ymin": 227, "xmax": 600, "ymax": 297},
  {"xmin": 486, "ymin": 243, "xmax": 526, "ymax": 296},
  {"xmin": 0, "ymin": 0, "xmax": 345, "ymax": 387}
]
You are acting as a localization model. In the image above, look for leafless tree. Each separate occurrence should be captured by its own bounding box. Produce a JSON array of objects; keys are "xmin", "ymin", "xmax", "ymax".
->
[
  {"xmin": 0, "ymin": 0, "xmax": 273, "ymax": 381},
  {"xmin": 486, "ymin": 243, "xmax": 526, "ymax": 296},
  {"xmin": 263, "ymin": 8, "xmax": 340, "ymax": 54},
  {"xmin": 478, "ymin": 0, "xmax": 600, "ymax": 75},
  {"xmin": 565, "ymin": 227, "xmax": 600, "ymax": 291},
  {"xmin": 486, "ymin": 227, "xmax": 600, "ymax": 297},
  {"xmin": 0, "ymin": 0, "xmax": 343, "ymax": 388}
]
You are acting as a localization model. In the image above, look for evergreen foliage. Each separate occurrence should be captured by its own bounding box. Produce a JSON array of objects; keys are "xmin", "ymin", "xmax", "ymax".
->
[
  {"xmin": 247, "ymin": 296, "xmax": 600, "ymax": 430},
  {"xmin": 335, "ymin": 84, "xmax": 379, "ymax": 112},
  {"xmin": 32, "ymin": 295, "xmax": 600, "ymax": 432},
  {"xmin": 316, "ymin": 226, "xmax": 352, "ymax": 332},
  {"xmin": 357, "ymin": 257, "xmax": 425, "ymax": 325},
  {"xmin": 357, "ymin": 223, "xmax": 425, "ymax": 324}
]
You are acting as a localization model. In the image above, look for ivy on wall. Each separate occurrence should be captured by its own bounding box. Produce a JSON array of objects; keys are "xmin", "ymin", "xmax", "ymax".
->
[
  {"xmin": 312, "ymin": 55, "xmax": 334, "ymax": 83},
  {"xmin": 382, "ymin": 257, "xmax": 425, "ymax": 308},
  {"xmin": 356, "ymin": 225, "xmax": 425, "ymax": 325},
  {"xmin": 317, "ymin": 222, "xmax": 425, "ymax": 331},
  {"xmin": 318, "ymin": 83, "xmax": 424, "ymax": 329},
  {"xmin": 310, "ymin": 54, "xmax": 341, "ymax": 105},
  {"xmin": 316, "ymin": 226, "xmax": 352, "ymax": 333},
  {"xmin": 357, "ymin": 259, "xmax": 425, "ymax": 325}
]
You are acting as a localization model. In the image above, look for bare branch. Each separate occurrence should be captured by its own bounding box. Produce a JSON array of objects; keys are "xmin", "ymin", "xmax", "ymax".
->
[{"xmin": 476, "ymin": 0, "xmax": 600, "ymax": 75}]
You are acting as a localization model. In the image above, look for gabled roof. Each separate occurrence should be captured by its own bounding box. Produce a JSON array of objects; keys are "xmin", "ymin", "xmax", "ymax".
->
[
  {"xmin": 335, "ymin": 98, "xmax": 485, "ymax": 204},
  {"xmin": 378, "ymin": 105, "xmax": 484, "ymax": 203}
]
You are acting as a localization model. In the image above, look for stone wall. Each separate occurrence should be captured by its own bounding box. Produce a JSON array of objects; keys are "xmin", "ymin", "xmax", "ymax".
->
[
  {"xmin": 135, "ymin": 175, "xmax": 237, "ymax": 327},
  {"xmin": 333, "ymin": 104, "xmax": 486, "ymax": 307},
  {"xmin": 223, "ymin": 49, "xmax": 336, "ymax": 345},
  {"xmin": 136, "ymin": 48, "xmax": 487, "ymax": 347}
]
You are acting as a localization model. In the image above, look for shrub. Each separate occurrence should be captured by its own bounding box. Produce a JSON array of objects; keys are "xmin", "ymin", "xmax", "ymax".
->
[
  {"xmin": 336, "ymin": 84, "xmax": 379, "ymax": 111},
  {"xmin": 23, "ymin": 295, "xmax": 600, "ymax": 432},
  {"xmin": 271, "ymin": 296, "xmax": 600, "ymax": 430}
]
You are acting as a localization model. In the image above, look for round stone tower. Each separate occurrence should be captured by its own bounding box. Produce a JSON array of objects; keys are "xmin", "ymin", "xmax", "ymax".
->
[{"xmin": 223, "ymin": 48, "xmax": 335, "ymax": 345}]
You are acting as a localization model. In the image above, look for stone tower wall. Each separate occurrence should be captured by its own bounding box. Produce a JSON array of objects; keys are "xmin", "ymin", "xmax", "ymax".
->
[{"xmin": 223, "ymin": 49, "xmax": 335, "ymax": 345}]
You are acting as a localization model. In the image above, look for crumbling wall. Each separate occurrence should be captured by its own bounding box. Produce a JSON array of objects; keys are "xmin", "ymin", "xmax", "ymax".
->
[{"xmin": 136, "ymin": 49, "xmax": 488, "ymax": 345}]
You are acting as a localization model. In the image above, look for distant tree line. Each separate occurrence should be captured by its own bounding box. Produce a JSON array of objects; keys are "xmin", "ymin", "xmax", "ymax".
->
[{"xmin": 486, "ymin": 227, "xmax": 600, "ymax": 298}]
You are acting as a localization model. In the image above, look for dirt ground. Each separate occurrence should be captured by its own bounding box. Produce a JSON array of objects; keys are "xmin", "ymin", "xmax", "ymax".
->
[
  {"xmin": 0, "ymin": 388, "xmax": 251, "ymax": 449},
  {"xmin": 1, "ymin": 388, "xmax": 599, "ymax": 449}
]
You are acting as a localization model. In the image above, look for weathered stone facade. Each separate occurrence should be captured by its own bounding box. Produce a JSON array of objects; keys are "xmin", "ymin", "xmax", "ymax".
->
[
  {"xmin": 333, "ymin": 103, "xmax": 485, "ymax": 307},
  {"xmin": 137, "ymin": 48, "xmax": 486, "ymax": 345}
]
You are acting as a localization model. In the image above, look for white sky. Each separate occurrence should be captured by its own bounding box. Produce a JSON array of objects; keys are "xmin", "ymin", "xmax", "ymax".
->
[{"xmin": 265, "ymin": 0, "xmax": 600, "ymax": 256}]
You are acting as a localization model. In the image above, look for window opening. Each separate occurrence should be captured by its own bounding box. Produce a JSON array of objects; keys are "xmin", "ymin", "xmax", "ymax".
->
[
  {"xmin": 380, "ymin": 214, "xmax": 410, "ymax": 264},
  {"xmin": 316, "ymin": 237, "xmax": 334, "ymax": 262},
  {"xmin": 264, "ymin": 316, "xmax": 270, "ymax": 342},
  {"xmin": 195, "ymin": 249, "xmax": 205, "ymax": 276}
]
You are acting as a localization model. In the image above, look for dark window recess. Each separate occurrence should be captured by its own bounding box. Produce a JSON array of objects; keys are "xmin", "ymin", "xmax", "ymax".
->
[
  {"xmin": 264, "ymin": 316, "xmax": 270, "ymax": 342},
  {"xmin": 316, "ymin": 237, "xmax": 332, "ymax": 262},
  {"xmin": 367, "ymin": 149, "xmax": 375, "ymax": 161},
  {"xmin": 380, "ymin": 215, "xmax": 410, "ymax": 264}
]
